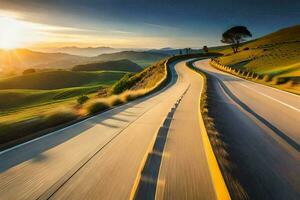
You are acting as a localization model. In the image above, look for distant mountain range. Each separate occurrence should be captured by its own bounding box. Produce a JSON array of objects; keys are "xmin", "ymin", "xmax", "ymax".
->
[
  {"xmin": 51, "ymin": 46, "xmax": 202, "ymax": 57},
  {"xmin": 54, "ymin": 46, "xmax": 121, "ymax": 57},
  {"xmin": 0, "ymin": 49, "xmax": 168, "ymax": 75}
]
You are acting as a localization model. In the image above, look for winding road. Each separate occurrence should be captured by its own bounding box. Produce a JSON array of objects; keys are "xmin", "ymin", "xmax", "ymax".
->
[
  {"xmin": 0, "ymin": 59, "xmax": 222, "ymax": 200},
  {"xmin": 0, "ymin": 58, "xmax": 299, "ymax": 200},
  {"xmin": 193, "ymin": 59, "xmax": 300, "ymax": 200}
]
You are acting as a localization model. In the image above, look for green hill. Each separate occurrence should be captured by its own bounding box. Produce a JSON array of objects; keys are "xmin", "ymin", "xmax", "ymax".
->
[
  {"xmin": 72, "ymin": 59, "xmax": 142, "ymax": 72},
  {"xmin": 214, "ymin": 25, "xmax": 300, "ymax": 79},
  {"xmin": 0, "ymin": 86, "xmax": 101, "ymax": 111},
  {"xmin": 0, "ymin": 70, "xmax": 126, "ymax": 90}
]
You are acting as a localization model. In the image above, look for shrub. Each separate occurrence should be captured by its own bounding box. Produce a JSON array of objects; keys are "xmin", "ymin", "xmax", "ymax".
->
[
  {"xmin": 111, "ymin": 73, "xmax": 136, "ymax": 94},
  {"xmin": 122, "ymin": 93, "xmax": 138, "ymax": 101},
  {"xmin": 85, "ymin": 100, "xmax": 110, "ymax": 114},
  {"xmin": 272, "ymin": 76, "xmax": 280, "ymax": 85},
  {"xmin": 262, "ymin": 74, "xmax": 271, "ymax": 82},
  {"xmin": 120, "ymin": 90, "xmax": 145, "ymax": 102},
  {"xmin": 77, "ymin": 95, "xmax": 90, "ymax": 105},
  {"xmin": 107, "ymin": 95, "xmax": 124, "ymax": 106},
  {"xmin": 272, "ymin": 76, "xmax": 289, "ymax": 85},
  {"xmin": 283, "ymin": 80, "xmax": 294, "ymax": 88}
]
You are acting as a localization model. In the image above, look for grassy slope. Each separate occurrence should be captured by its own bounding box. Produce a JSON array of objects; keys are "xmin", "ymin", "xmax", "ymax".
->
[
  {"xmin": 0, "ymin": 57, "xmax": 170, "ymax": 147},
  {"xmin": 72, "ymin": 59, "xmax": 142, "ymax": 72},
  {"xmin": 0, "ymin": 70, "xmax": 125, "ymax": 90},
  {"xmin": 0, "ymin": 71, "xmax": 126, "ymax": 116},
  {"xmin": 214, "ymin": 25, "xmax": 300, "ymax": 77},
  {"xmin": 129, "ymin": 60, "xmax": 166, "ymax": 90},
  {"xmin": 0, "ymin": 56, "xmax": 167, "ymax": 124},
  {"xmin": 0, "ymin": 86, "xmax": 101, "ymax": 112}
]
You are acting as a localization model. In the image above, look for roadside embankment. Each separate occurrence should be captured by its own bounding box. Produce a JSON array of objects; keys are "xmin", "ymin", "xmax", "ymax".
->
[{"xmin": 210, "ymin": 59, "xmax": 300, "ymax": 95}]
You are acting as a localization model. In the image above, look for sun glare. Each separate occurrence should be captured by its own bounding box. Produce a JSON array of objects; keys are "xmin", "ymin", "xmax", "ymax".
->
[{"xmin": 0, "ymin": 16, "xmax": 39, "ymax": 50}]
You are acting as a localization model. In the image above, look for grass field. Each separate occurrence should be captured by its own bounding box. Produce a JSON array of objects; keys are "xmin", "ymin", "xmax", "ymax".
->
[
  {"xmin": 0, "ymin": 70, "xmax": 126, "ymax": 90},
  {"xmin": 0, "ymin": 57, "xmax": 170, "ymax": 148},
  {"xmin": 0, "ymin": 70, "xmax": 126, "ymax": 124},
  {"xmin": 211, "ymin": 25, "xmax": 300, "ymax": 94},
  {"xmin": 0, "ymin": 86, "xmax": 101, "ymax": 112}
]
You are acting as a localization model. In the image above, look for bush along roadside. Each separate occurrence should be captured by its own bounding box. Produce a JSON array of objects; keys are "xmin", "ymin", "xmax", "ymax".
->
[{"xmin": 210, "ymin": 59, "xmax": 299, "ymax": 95}]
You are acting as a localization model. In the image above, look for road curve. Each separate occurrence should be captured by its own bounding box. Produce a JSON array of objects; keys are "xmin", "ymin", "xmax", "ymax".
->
[
  {"xmin": 194, "ymin": 59, "xmax": 300, "ymax": 200},
  {"xmin": 0, "ymin": 59, "xmax": 220, "ymax": 200},
  {"xmin": 155, "ymin": 60, "xmax": 216, "ymax": 200}
]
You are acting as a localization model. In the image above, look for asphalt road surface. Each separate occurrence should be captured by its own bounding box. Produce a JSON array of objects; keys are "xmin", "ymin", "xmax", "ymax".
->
[
  {"xmin": 193, "ymin": 59, "xmax": 300, "ymax": 200},
  {"xmin": 155, "ymin": 60, "xmax": 216, "ymax": 200},
  {"xmin": 1, "ymin": 58, "xmax": 298, "ymax": 200},
  {"xmin": 0, "ymin": 59, "xmax": 219, "ymax": 200}
]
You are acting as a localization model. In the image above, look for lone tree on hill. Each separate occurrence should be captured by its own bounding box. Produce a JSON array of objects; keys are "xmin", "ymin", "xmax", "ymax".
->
[{"xmin": 221, "ymin": 26, "xmax": 252, "ymax": 53}]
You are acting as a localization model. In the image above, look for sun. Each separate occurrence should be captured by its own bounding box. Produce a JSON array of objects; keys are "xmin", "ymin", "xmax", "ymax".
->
[{"xmin": 0, "ymin": 16, "xmax": 38, "ymax": 50}]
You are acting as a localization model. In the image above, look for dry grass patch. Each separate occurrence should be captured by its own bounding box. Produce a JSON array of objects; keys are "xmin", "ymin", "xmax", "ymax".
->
[
  {"xmin": 105, "ymin": 95, "xmax": 124, "ymax": 106},
  {"xmin": 84, "ymin": 99, "xmax": 110, "ymax": 115}
]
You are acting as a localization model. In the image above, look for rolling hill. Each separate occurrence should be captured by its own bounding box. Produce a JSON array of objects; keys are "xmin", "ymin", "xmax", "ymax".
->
[
  {"xmin": 214, "ymin": 25, "xmax": 300, "ymax": 80},
  {"xmin": 0, "ymin": 49, "xmax": 167, "ymax": 75},
  {"xmin": 72, "ymin": 59, "xmax": 142, "ymax": 72},
  {"xmin": 0, "ymin": 69, "xmax": 127, "ymax": 113},
  {"xmin": 0, "ymin": 70, "xmax": 126, "ymax": 90},
  {"xmin": 0, "ymin": 49, "xmax": 86, "ymax": 71}
]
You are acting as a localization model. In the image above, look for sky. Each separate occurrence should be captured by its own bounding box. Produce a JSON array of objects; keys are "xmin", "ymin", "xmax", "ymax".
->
[{"xmin": 0, "ymin": 0, "xmax": 300, "ymax": 49}]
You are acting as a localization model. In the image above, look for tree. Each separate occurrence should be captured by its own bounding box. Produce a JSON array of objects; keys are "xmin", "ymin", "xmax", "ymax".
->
[
  {"xmin": 77, "ymin": 95, "xmax": 89, "ymax": 105},
  {"xmin": 203, "ymin": 45, "xmax": 209, "ymax": 53},
  {"xmin": 221, "ymin": 26, "xmax": 252, "ymax": 53}
]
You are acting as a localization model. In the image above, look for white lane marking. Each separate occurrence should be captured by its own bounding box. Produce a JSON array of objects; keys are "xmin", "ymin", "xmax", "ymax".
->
[{"xmin": 239, "ymin": 83, "xmax": 300, "ymax": 112}]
